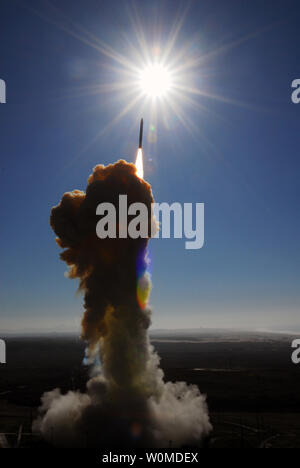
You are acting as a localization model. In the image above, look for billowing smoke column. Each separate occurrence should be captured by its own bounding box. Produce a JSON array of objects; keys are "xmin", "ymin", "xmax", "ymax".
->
[{"xmin": 34, "ymin": 160, "xmax": 211, "ymax": 447}]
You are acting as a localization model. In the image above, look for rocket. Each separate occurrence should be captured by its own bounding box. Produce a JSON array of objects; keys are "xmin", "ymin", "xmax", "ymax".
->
[{"xmin": 138, "ymin": 118, "xmax": 143, "ymax": 149}]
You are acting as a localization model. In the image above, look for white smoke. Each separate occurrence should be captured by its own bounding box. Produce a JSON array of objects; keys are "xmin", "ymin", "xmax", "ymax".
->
[{"xmin": 34, "ymin": 334, "xmax": 211, "ymax": 447}]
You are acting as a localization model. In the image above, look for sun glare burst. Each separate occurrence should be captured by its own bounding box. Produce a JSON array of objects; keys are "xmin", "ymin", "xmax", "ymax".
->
[
  {"xmin": 41, "ymin": 2, "xmax": 258, "ymax": 166},
  {"xmin": 139, "ymin": 64, "xmax": 173, "ymax": 98}
]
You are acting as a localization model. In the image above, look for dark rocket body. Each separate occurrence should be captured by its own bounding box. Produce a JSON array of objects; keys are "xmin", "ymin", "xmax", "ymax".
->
[{"xmin": 138, "ymin": 118, "xmax": 143, "ymax": 149}]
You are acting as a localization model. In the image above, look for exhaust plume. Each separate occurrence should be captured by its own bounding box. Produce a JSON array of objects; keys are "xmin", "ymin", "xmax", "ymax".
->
[{"xmin": 34, "ymin": 160, "xmax": 211, "ymax": 447}]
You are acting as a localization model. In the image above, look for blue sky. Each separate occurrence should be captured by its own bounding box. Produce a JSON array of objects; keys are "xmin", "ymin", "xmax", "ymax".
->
[{"xmin": 0, "ymin": 0, "xmax": 299, "ymax": 332}]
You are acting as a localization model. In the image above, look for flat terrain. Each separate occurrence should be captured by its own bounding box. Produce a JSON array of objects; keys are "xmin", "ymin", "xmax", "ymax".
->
[{"xmin": 0, "ymin": 330, "xmax": 299, "ymax": 448}]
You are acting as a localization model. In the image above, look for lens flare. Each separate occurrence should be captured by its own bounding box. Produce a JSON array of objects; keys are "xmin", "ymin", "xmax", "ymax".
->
[{"xmin": 135, "ymin": 148, "xmax": 144, "ymax": 179}]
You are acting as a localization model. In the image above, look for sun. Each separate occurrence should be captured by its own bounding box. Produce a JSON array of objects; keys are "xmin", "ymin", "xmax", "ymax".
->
[{"xmin": 139, "ymin": 63, "xmax": 173, "ymax": 98}]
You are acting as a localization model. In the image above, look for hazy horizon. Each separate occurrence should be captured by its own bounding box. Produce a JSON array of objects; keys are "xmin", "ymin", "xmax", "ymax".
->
[{"xmin": 1, "ymin": 316, "xmax": 300, "ymax": 336}]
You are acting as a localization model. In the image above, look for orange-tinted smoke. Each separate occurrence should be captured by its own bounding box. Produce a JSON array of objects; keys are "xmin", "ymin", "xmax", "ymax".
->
[{"xmin": 50, "ymin": 160, "xmax": 155, "ymax": 348}]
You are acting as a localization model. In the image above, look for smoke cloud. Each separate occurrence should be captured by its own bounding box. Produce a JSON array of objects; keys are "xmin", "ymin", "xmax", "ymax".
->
[{"xmin": 34, "ymin": 160, "xmax": 211, "ymax": 447}]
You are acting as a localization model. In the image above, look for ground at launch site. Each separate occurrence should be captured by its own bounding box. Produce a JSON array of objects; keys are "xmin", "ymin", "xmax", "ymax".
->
[{"xmin": 0, "ymin": 329, "xmax": 299, "ymax": 448}]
